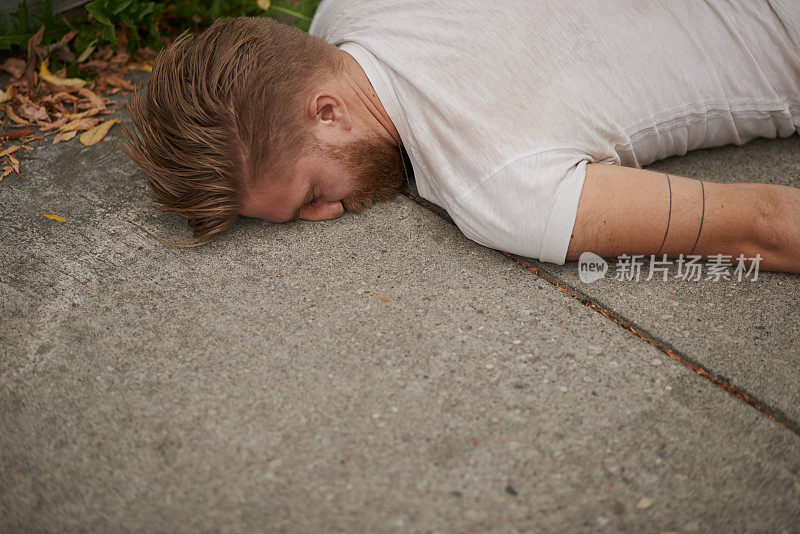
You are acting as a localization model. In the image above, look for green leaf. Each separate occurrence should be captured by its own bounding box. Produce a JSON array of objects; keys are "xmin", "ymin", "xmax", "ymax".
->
[
  {"xmin": 0, "ymin": 27, "xmax": 65, "ymax": 52},
  {"xmin": 85, "ymin": 0, "xmax": 113, "ymax": 26},
  {"xmin": 0, "ymin": 2, "xmax": 28, "ymax": 34},
  {"xmin": 137, "ymin": 3, "xmax": 155, "ymax": 21},
  {"xmin": 119, "ymin": 14, "xmax": 134, "ymax": 29},
  {"xmin": 111, "ymin": 0, "xmax": 133, "ymax": 16},
  {"xmin": 2, "ymin": 0, "xmax": 323, "ymax": 56},
  {"xmin": 267, "ymin": 5, "xmax": 313, "ymax": 22},
  {"xmin": 100, "ymin": 21, "xmax": 116, "ymax": 45},
  {"xmin": 37, "ymin": 0, "xmax": 55, "ymax": 29}
]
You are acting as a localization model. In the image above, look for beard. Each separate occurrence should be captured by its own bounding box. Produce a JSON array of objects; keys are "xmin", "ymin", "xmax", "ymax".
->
[{"xmin": 317, "ymin": 134, "xmax": 406, "ymax": 213}]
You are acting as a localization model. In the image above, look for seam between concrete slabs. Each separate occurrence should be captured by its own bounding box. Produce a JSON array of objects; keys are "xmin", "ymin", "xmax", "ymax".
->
[{"xmin": 401, "ymin": 190, "xmax": 800, "ymax": 437}]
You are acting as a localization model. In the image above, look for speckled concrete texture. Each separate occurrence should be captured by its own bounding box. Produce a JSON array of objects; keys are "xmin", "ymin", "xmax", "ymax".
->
[
  {"xmin": 2, "ymin": 92, "xmax": 800, "ymax": 532},
  {"xmin": 518, "ymin": 135, "xmax": 800, "ymax": 427}
]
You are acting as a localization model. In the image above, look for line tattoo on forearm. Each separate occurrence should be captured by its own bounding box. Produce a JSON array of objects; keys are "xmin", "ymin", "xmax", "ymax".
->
[
  {"xmin": 688, "ymin": 179, "xmax": 706, "ymax": 255},
  {"xmin": 655, "ymin": 172, "xmax": 673, "ymax": 256}
]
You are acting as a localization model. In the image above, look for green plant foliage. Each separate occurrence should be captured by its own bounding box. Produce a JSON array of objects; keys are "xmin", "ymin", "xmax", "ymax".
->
[
  {"xmin": 84, "ymin": 0, "xmax": 164, "ymax": 50},
  {"xmin": 0, "ymin": 0, "xmax": 65, "ymax": 52},
  {"xmin": 164, "ymin": 0, "xmax": 321, "ymax": 33},
  {"xmin": 265, "ymin": 0, "xmax": 321, "ymax": 32},
  {"xmin": 0, "ymin": 0, "xmax": 323, "ymax": 59}
]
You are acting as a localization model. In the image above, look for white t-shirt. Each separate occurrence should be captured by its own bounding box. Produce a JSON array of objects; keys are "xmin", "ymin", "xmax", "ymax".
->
[{"xmin": 310, "ymin": 0, "xmax": 800, "ymax": 264}]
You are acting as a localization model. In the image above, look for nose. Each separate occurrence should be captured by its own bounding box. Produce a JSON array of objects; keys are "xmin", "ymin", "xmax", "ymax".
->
[{"xmin": 299, "ymin": 200, "xmax": 345, "ymax": 221}]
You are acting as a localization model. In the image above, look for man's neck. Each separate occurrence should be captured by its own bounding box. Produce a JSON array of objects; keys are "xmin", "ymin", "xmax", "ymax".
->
[{"xmin": 338, "ymin": 48, "xmax": 402, "ymax": 147}]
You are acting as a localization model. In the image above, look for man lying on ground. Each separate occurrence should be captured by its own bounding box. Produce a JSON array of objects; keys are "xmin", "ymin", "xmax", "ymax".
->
[{"xmin": 124, "ymin": 0, "xmax": 800, "ymax": 273}]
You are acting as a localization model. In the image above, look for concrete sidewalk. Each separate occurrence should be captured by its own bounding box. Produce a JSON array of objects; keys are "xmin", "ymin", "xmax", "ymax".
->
[
  {"xmin": 2, "ymin": 88, "xmax": 799, "ymax": 532},
  {"xmin": 517, "ymin": 136, "xmax": 800, "ymax": 427}
]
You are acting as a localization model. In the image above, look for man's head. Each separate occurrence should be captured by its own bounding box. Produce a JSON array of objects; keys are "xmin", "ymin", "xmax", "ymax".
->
[{"xmin": 124, "ymin": 16, "xmax": 405, "ymax": 244}]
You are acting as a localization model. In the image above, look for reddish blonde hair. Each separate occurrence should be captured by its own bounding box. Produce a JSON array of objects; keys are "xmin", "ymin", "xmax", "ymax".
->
[{"xmin": 124, "ymin": 17, "xmax": 343, "ymax": 244}]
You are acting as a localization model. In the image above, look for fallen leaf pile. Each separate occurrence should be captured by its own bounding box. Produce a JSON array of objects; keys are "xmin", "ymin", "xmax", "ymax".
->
[{"xmin": 0, "ymin": 24, "xmax": 156, "ymax": 190}]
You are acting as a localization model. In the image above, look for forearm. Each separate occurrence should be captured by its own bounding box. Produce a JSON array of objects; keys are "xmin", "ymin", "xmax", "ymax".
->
[{"xmin": 674, "ymin": 183, "xmax": 799, "ymax": 273}]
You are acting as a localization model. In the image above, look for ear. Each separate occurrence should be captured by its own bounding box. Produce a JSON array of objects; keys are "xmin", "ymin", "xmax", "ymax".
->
[{"xmin": 307, "ymin": 91, "xmax": 352, "ymax": 134}]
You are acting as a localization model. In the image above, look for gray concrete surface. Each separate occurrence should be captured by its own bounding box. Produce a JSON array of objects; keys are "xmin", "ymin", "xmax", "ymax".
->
[
  {"xmin": 2, "ymin": 89, "xmax": 800, "ymax": 531},
  {"xmin": 515, "ymin": 136, "xmax": 800, "ymax": 427}
]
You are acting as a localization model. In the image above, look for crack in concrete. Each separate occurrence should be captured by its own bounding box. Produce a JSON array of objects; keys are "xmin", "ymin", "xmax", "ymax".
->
[{"xmin": 402, "ymin": 190, "xmax": 800, "ymax": 437}]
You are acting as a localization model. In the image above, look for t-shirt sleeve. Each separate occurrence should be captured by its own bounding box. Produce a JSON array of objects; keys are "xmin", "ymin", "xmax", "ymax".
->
[
  {"xmin": 451, "ymin": 149, "xmax": 590, "ymax": 265},
  {"xmin": 309, "ymin": 0, "xmax": 355, "ymax": 40}
]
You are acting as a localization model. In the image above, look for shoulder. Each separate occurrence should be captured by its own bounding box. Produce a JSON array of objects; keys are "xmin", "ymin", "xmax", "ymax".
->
[
  {"xmin": 452, "ymin": 149, "xmax": 598, "ymax": 262},
  {"xmin": 309, "ymin": 0, "xmax": 361, "ymax": 40}
]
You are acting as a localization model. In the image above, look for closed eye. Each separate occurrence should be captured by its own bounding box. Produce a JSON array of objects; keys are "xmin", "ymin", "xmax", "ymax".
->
[{"xmin": 304, "ymin": 195, "xmax": 319, "ymax": 209}]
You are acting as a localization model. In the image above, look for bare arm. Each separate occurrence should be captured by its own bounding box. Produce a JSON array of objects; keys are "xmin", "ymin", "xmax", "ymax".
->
[{"xmin": 566, "ymin": 163, "xmax": 800, "ymax": 273}]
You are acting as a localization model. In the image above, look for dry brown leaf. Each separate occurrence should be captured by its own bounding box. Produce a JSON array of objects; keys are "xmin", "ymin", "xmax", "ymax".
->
[
  {"xmin": 53, "ymin": 130, "xmax": 77, "ymax": 144},
  {"xmin": 80, "ymin": 119, "xmax": 120, "ymax": 146},
  {"xmin": 14, "ymin": 92, "xmax": 34, "ymax": 105},
  {"xmin": 38, "ymin": 117, "xmax": 67, "ymax": 132},
  {"xmin": 95, "ymin": 45, "xmax": 114, "ymax": 61},
  {"xmin": 4, "ymin": 105, "xmax": 29, "ymax": 125},
  {"xmin": 376, "ymin": 292, "xmax": 393, "ymax": 303},
  {"xmin": 13, "ymin": 93, "xmax": 43, "ymax": 112},
  {"xmin": 61, "ymin": 107, "xmax": 103, "ymax": 121},
  {"xmin": 81, "ymin": 59, "xmax": 110, "ymax": 72},
  {"xmin": 36, "ymin": 93, "xmax": 56, "ymax": 106},
  {"xmin": 0, "ymin": 145, "xmax": 20, "ymax": 157},
  {"xmin": 135, "ymin": 47, "xmax": 157, "ymax": 61},
  {"xmin": 76, "ymin": 87, "xmax": 106, "ymax": 110},
  {"xmin": 24, "ymin": 25, "xmax": 45, "ymax": 90},
  {"xmin": 43, "ymin": 213, "xmax": 66, "ymax": 222},
  {"xmin": 1, "ymin": 57, "xmax": 25, "ymax": 78},
  {"xmin": 115, "ymin": 29, "xmax": 129, "ymax": 52},
  {"xmin": 7, "ymin": 154, "xmax": 20, "ymax": 175},
  {"xmin": 128, "ymin": 61, "xmax": 153, "ymax": 73},
  {"xmin": 43, "ymin": 30, "xmax": 78, "ymax": 64},
  {"xmin": 62, "ymin": 117, "xmax": 101, "ymax": 132},
  {"xmin": 0, "ymin": 85, "xmax": 14, "ymax": 104},
  {"xmin": 110, "ymin": 52, "xmax": 130, "ymax": 65},
  {"xmin": 39, "ymin": 62, "xmax": 86, "ymax": 89},
  {"xmin": 98, "ymin": 73, "xmax": 135, "ymax": 91},
  {"xmin": 0, "ymin": 128, "xmax": 32, "ymax": 140},
  {"xmin": 17, "ymin": 102, "xmax": 49, "ymax": 122},
  {"xmin": 0, "ymin": 167, "xmax": 11, "ymax": 181},
  {"xmin": 48, "ymin": 92, "xmax": 80, "ymax": 105}
]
